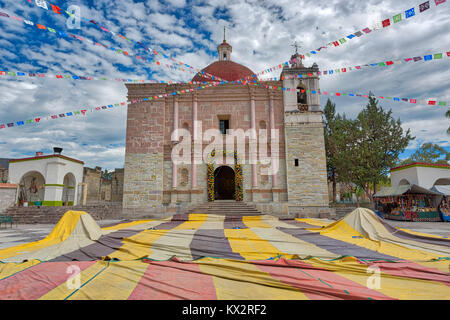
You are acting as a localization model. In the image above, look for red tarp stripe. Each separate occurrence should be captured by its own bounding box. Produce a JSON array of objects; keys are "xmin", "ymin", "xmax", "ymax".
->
[
  {"xmin": 362, "ymin": 260, "xmax": 450, "ymax": 287},
  {"xmin": 0, "ymin": 261, "xmax": 95, "ymax": 300},
  {"xmin": 252, "ymin": 259, "xmax": 395, "ymax": 300},
  {"xmin": 128, "ymin": 260, "xmax": 217, "ymax": 300}
]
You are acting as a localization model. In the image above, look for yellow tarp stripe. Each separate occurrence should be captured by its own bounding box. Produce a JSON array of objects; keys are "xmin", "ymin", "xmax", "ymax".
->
[
  {"xmin": 39, "ymin": 261, "xmax": 108, "ymax": 300},
  {"xmin": 174, "ymin": 214, "xmax": 208, "ymax": 230},
  {"xmin": 318, "ymin": 220, "xmax": 441, "ymax": 260},
  {"xmin": 0, "ymin": 259, "xmax": 41, "ymax": 280},
  {"xmin": 107, "ymin": 229, "xmax": 170, "ymax": 261},
  {"xmin": 302, "ymin": 257, "xmax": 450, "ymax": 300},
  {"xmin": 242, "ymin": 216, "xmax": 272, "ymax": 229},
  {"xmin": 224, "ymin": 228, "xmax": 294, "ymax": 260},
  {"xmin": 102, "ymin": 220, "xmax": 153, "ymax": 231},
  {"xmin": 396, "ymin": 227, "xmax": 450, "ymax": 240},
  {"xmin": 0, "ymin": 211, "xmax": 84, "ymax": 260},
  {"xmin": 196, "ymin": 258, "xmax": 309, "ymax": 300},
  {"xmin": 65, "ymin": 261, "xmax": 149, "ymax": 300}
]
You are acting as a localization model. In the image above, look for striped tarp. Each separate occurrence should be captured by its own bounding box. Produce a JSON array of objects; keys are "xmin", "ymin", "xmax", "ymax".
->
[{"xmin": 0, "ymin": 209, "xmax": 449, "ymax": 300}]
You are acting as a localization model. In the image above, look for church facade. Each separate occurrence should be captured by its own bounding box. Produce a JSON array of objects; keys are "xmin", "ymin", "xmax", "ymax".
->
[{"xmin": 123, "ymin": 39, "xmax": 330, "ymax": 217}]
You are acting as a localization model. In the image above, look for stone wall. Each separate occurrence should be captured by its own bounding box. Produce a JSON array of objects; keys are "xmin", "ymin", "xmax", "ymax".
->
[
  {"xmin": 0, "ymin": 184, "xmax": 17, "ymax": 213},
  {"xmin": 83, "ymin": 167, "xmax": 102, "ymax": 203},
  {"xmin": 123, "ymin": 153, "xmax": 164, "ymax": 209},
  {"xmin": 111, "ymin": 169, "xmax": 124, "ymax": 202},
  {"xmin": 284, "ymin": 112, "xmax": 329, "ymax": 216},
  {"xmin": 0, "ymin": 168, "xmax": 8, "ymax": 183}
]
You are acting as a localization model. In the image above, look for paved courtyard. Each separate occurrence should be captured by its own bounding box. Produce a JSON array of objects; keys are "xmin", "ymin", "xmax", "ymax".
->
[{"xmin": 0, "ymin": 217, "xmax": 449, "ymax": 249}]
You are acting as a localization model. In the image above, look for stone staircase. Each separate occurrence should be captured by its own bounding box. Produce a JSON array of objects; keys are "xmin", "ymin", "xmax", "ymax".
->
[
  {"xmin": 3, "ymin": 203, "xmax": 123, "ymax": 224},
  {"xmin": 188, "ymin": 200, "xmax": 262, "ymax": 216}
]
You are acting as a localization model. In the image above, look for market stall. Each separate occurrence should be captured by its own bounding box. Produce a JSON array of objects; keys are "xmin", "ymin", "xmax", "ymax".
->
[
  {"xmin": 374, "ymin": 184, "xmax": 444, "ymax": 222},
  {"xmin": 431, "ymin": 185, "xmax": 450, "ymax": 222}
]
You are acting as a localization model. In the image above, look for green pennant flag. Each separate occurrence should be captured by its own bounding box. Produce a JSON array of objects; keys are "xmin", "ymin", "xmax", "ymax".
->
[
  {"xmin": 64, "ymin": 75, "xmax": 71, "ymax": 79},
  {"xmin": 379, "ymin": 62, "xmax": 386, "ymax": 67},
  {"xmin": 339, "ymin": 38, "xmax": 346, "ymax": 44},
  {"xmin": 434, "ymin": 53, "xmax": 443, "ymax": 59},
  {"xmin": 393, "ymin": 13, "xmax": 402, "ymax": 23},
  {"xmin": 386, "ymin": 97, "xmax": 393, "ymax": 100},
  {"xmin": 26, "ymin": 119, "xmax": 33, "ymax": 124},
  {"xmin": 74, "ymin": 111, "xmax": 81, "ymax": 115},
  {"xmin": 439, "ymin": 101, "xmax": 447, "ymax": 106}
]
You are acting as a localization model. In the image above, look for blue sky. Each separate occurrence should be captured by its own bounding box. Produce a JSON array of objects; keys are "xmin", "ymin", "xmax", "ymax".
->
[{"xmin": 0, "ymin": 0, "xmax": 449, "ymax": 170}]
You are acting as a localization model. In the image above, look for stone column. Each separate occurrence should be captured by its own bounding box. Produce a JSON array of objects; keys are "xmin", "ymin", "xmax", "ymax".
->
[
  {"xmin": 250, "ymin": 89, "xmax": 258, "ymax": 193},
  {"xmin": 269, "ymin": 91, "xmax": 279, "ymax": 202},
  {"xmin": 171, "ymin": 96, "xmax": 179, "ymax": 203},
  {"xmin": 191, "ymin": 94, "xmax": 198, "ymax": 189}
]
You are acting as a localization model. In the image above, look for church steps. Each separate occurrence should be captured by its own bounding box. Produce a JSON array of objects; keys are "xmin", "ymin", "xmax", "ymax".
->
[{"xmin": 187, "ymin": 201, "xmax": 263, "ymax": 216}]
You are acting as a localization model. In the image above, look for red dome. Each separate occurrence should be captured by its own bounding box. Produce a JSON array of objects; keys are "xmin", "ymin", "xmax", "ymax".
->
[{"xmin": 192, "ymin": 60, "xmax": 255, "ymax": 82}]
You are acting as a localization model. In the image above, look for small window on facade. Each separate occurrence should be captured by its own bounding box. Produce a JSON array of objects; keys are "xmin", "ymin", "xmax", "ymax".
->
[
  {"xmin": 223, "ymin": 54, "xmax": 227, "ymax": 60},
  {"xmin": 219, "ymin": 119, "xmax": 230, "ymax": 135},
  {"xmin": 295, "ymin": 159, "xmax": 299, "ymax": 167},
  {"xmin": 297, "ymin": 86, "xmax": 307, "ymax": 104}
]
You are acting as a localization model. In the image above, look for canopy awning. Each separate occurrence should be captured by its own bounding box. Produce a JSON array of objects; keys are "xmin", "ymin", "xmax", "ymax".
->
[
  {"xmin": 374, "ymin": 184, "xmax": 444, "ymax": 197},
  {"xmin": 431, "ymin": 185, "xmax": 450, "ymax": 196}
]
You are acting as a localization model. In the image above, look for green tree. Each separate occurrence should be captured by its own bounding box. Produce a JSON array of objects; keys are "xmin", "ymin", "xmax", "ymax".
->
[
  {"xmin": 446, "ymin": 109, "xmax": 450, "ymax": 135},
  {"xmin": 334, "ymin": 96, "xmax": 414, "ymax": 199},
  {"xmin": 401, "ymin": 142, "xmax": 449, "ymax": 165},
  {"xmin": 323, "ymin": 99, "xmax": 339, "ymax": 202}
]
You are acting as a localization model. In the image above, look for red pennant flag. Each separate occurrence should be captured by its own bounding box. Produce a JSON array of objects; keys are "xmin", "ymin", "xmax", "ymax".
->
[
  {"xmin": 386, "ymin": 61, "xmax": 394, "ymax": 65},
  {"xmin": 336, "ymin": 93, "xmax": 341, "ymax": 96},
  {"xmin": 56, "ymin": 75, "xmax": 63, "ymax": 79},
  {"xmin": 410, "ymin": 99, "xmax": 417, "ymax": 104},
  {"xmin": 428, "ymin": 101, "xmax": 436, "ymax": 105},
  {"xmin": 308, "ymin": 73, "xmax": 312, "ymax": 77},
  {"xmin": 0, "ymin": 124, "xmax": 5, "ymax": 129},
  {"xmin": 333, "ymin": 41, "xmax": 339, "ymax": 46},
  {"xmin": 0, "ymin": 71, "xmax": 5, "ymax": 75},
  {"xmin": 51, "ymin": 115, "xmax": 57, "ymax": 119},
  {"xmin": 123, "ymin": 51, "xmax": 128, "ymax": 55},
  {"xmin": 95, "ymin": 107, "xmax": 101, "ymax": 110},
  {"xmin": 447, "ymin": 52, "xmax": 450, "ymax": 57},
  {"xmin": 342, "ymin": 68, "xmax": 346, "ymax": 72},
  {"xmin": 382, "ymin": 19, "xmax": 391, "ymax": 27},
  {"xmin": 121, "ymin": 102, "xmax": 126, "ymax": 105},
  {"xmin": 81, "ymin": 110, "xmax": 87, "ymax": 115},
  {"xmin": 35, "ymin": 118, "xmax": 40, "ymax": 123},
  {"xmin": 50, "ymin": 4, "xmax": 61, "ymax": 14},
  {"xmin": 37, "ymin": 24, "xmax": 46, "ymax": 30}
]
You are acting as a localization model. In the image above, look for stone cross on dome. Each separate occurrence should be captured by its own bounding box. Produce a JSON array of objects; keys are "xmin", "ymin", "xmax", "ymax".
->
[
  {"xmin": 218, "ymin": 27, "xmax": 232, "ymax": 61},
  {"xmin": 290, "ymin": 40, "xmax": 304, "ymax": 68}
]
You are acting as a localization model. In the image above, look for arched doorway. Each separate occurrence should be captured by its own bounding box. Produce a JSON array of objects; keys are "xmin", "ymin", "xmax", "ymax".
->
[
  {"xmin": 18, "ymin": 171, "xmax": 45, "ymax": 206},
  {"xmin": 214, "ymin": 166, "xmax": 235, "ymax": 200},
  {"xmin": 62, "ymin": 173, "xmax": 76, "ymax": 206}
]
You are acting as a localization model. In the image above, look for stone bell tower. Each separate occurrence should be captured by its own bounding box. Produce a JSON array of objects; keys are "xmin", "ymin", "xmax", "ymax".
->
[{"xmin": 281, "ymin": 52, "xmax": 331, "ymax": 217}]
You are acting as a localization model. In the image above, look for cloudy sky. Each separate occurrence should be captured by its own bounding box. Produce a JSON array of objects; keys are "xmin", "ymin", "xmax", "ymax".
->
[{"xmin": 0, "ymin": 0, "xmax": 449, "ymax": 170}]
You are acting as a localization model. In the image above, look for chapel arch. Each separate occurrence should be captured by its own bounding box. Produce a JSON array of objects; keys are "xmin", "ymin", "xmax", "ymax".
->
[
  {"xmin": 18, "ymin": 171, "xmax": 45, "ymax": 205},
  {"xmin": 62, "ymin": 172, "xmax": 77, "ymax": 205}
]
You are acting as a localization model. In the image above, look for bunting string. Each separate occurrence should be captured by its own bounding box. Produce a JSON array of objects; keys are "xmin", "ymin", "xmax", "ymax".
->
[
  {"xmin": 259, "ymin": 50, "xmax": 450, "ymax": 80},
  {"xmin": 2, "ymin": 81, "xmax": 447, "ymax": 130},
  {"xmin": 296, "ymin": 0, "xmax": 448, "ymax": 58},
  {"xmin": 0, "ymin": 69, "xmax": 213, "ymax": 85},
  {"xmin": 237, "ymin": 0, "xmax": 448, "ymax": 82},
  {"xmin": 24, "ymin": 0, "xmax": 226, "ymax": 82},
  {"xmin": 0, "ymin": 10, "xmax": 225, "ymax": 82}
]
